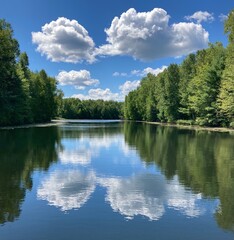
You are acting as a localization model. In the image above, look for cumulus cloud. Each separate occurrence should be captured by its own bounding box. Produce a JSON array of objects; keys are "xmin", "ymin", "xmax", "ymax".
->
[
  {"xmin": 143, "ymin": 66, "xmax": 167, "ymax": 75},
  {"xmin": 219, "ymin": 13, "xmax": 228, "ymax": 22},
  {"xmin": 99, "ymin": 174, "xmax": 166, "ymax": 220},
  {"xmin": 59, "ymin": 147, "xmax": 92, "ymax": 166},
  {"xmin": 72, "ymin": 88, "xmax": 122, "ymax": 101},
  {"xmin": 96, "ymin": 8, "xmax": 209, "ymax": 60},
  {"xmin": 56, "ymin": 70, "xmax": 99, "ymax": 89},
  {"xmin": 185, "ymin": 11, "xmax": 214, "ymax": 24},
  {"xmin": 70, "ymin": 66, "xmax": 164, "ymax": 102},
  {"xmin": 131, "ymin": 65, "xmax": 167, "ymax": 77},
  {"xmin": 113, "ymin": 66, "xmax": 167, "ymax": 78},
  {"xmin": 119, "ymin": 80, "xmax": 140, "ymax": 96},
  {"xmin": 37, "ymin": 170, "xmax": 96, "ymax": 211},
  {"xmin": 113, "ymin": 72, "xmax": 128, "ymax": 77},
  {"xmin": 72, "ymin": 79, "xmax": 141, "ymax": 101},
  {"xmin": 98, "ymin": 174, "xmax": 205, "ymax": 220},
  {"xmin": 32, "ymin": 17, "xmax": 96, "ymax": 63},
  {"xmin": 59, "ymin": 135, "xmax": 123, "ymax": 166},
  {"xmin": 33, "ymin": 9, "xmax": 209, "ymax": 63}
]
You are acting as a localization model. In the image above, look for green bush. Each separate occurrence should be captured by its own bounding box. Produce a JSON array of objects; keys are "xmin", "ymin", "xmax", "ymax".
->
[{"xmin": 176, "ymin": 119, "xmax": 194, "ymax": 126}]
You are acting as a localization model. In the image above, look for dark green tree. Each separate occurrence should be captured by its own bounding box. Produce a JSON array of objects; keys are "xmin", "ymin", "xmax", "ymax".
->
[
  {"xmin": 188, "ymin": 43, "xmax": 226, "ymax": 126},
  {"xmin": 16, "ymin": 52, "xmax": 33, "ymax": 123},
  {"xmin": 0, "ymin": 19, "xmax": 22, "ymax": 126},
  {"xmin": 218, "ymin": 10, "xmax": 234, "ymax": 126},
  {"xmin": 179, "ymin": 53, "xmax": 197, "ymax": 119}
]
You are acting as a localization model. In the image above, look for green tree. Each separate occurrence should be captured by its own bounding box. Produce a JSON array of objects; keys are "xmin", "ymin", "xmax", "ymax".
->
[
  {"xmin": 218, "ymin": 10, "xmax": 234, "ymax": 125},
  {"xmin": 164, "ymin": 64, "xmax": 180, "ymax": 121},
  {"xmin": 16, "ymin": 52, "xmax": 33, "ymax": 123},
  {"xmin": 156, "ymin": 65, "xmax": 180, "ymax": 122},
  {"xmin": 179, "ymin": 53, "xmax": 197, "ymax": 119},
  {"xmin": 188, "ymin": 43, "xmax": 226, "ymax": 126},
  {"xmin": 124, "ymin": 90, "xmax": 141, "ymax": 120},
  {"xmin": 0, "ymin": 19, "xmax": 23, "ymax": 126},
  {"xmin": 30, "ymin": 70, "xmax": 59, "ymax": 123}
]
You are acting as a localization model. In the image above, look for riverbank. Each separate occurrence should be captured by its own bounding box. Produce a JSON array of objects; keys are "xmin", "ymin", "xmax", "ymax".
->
[
  {"xmin": 1, "ymin": 119, "xmax": 234, "ymax": 133},
  {"xmin": 141, "ymin": 121, "xmax": 234, "ymax": 133},
  {"xmin": 0, "ymin": 121, "xmax": 63, "ymax": 130},
  {"xmin": 0, "ymin": 119, "xmax": 123, "ymax": 130}
]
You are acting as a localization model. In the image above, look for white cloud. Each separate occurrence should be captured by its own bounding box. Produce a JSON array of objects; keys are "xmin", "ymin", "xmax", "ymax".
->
[
  {"xmin": 113, "ymin": 72, "xmax": 128, "ymax": 77},
  {"xmin": 98, "ymin": 174, "xmax": 205, "ymax": 220},
  {"xmin": 59, "ymin": 147, "xmax": 92, "ymax": 166},
  {"xmin": 131, "ymin": 65, "xmax": 167, "ymax": 77},
  {"xmin": 99, "ymin": 175, "xmax": 166, "ymax": 220},
  {"xmin": 96, "ymin": 8, "xmax": 209, "ymax": 61},
  {"xmin": 219, "ymin": 13, "xmax": 228, "ymax": 22},
  {"xmin": 131, "ymin": 70, "xmax": 141, "ymax": 76},
  {"xmin": 119, "ymin": 80, "xmax": 140, "ymax": 96},
  {"xmin": 59, "ymin": 136, "xmax": 119, "ymax": 166},
  {"xmin": 143, "ymin": 66, "xmax": 167, "ymax": 75},
  {"xmin": 37, "ymin": 170, "xmax": 96, "ymax": 211},
  {"xmin": 114, "ymin": 66, "xmax": 167, "ymax": 78},
  {"xmin": 185, "ymin": 11, "xmax": 214, "ymax": 24},
  {"xmin": 72, "ymin": 88, "xmax": 122, "ymax": 101},
  {"xmin": 32, "ymin": 17, "xmax": 95, "ymax": 63},
  {"xmin": 56, "ymin": 70, "xmax": 99, "ymax": 90},
  {"xmin": 72, "ymin": 79, "xmax": 141, "ymax": 101}
]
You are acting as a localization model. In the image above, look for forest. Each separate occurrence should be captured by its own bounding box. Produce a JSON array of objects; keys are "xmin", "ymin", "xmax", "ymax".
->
[
  {"xmin": 0, "ymin": 19, "xmax": 63, "ymax": 126},
  {"xmin": 124, "ymin": 9, "xmax": 234, "ymax": 128},
  {"xmin": 62, "ymin": 98, "xmax": 123, "ymax": 119},
  {"xmin": 0, "ymin": 9, "xmax": 234, "ymax": 127},
  {"xmin": 0, "ymin": 19, "xmax": 122, "ymax": 126}
]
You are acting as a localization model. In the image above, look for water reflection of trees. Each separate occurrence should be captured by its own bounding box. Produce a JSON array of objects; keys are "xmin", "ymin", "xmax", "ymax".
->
[
  {"xmin": 124, "ymin": 122, "xmax": 234, "ymax": 231},
  {"xmin": 60, "ymin": 122, "xmax": 123, "ymax": 139},
  {"xmin": 0, "ymin": 127, "xmax": 61, "ymax": 225}
]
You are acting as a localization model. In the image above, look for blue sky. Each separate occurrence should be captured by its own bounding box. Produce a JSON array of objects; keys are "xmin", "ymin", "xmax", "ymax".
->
[{"xmin": 0, "ymin": 0, "xmax": 232, "ymax": 101}]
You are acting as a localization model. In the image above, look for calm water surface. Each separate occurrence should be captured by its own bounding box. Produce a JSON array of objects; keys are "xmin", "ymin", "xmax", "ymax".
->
[{"xmin": 0, "ymin": 121, "xmax": 234, "ymax": 240}]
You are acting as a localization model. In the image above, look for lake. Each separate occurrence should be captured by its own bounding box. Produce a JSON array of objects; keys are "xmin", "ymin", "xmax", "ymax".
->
[{"xmin": 0, "ymin": 121, "xmax": 234, "ymax": 240}]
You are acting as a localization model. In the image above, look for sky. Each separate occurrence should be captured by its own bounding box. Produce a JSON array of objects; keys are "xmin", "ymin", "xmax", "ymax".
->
[{"xmin": 0, "ymin": 0, "xmax": 233, "ymax": 101}]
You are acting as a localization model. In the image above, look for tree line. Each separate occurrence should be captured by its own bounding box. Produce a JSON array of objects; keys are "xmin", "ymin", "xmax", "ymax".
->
[
  {"xmin": 124, "ymin": 122, "xmax": 234, "ymax": 231},
  {"xmin": 0, "ymin": 127, "xmax": 61, "ymax": 224},
  {"xmin": 1, "ymin": 10, "xmax": 234, "ymax": 127},
  {"xmin": 124, "ymin": 10, "xmax": 234, "ymax": 128},
  {"xmin": 0, "ymin": 19, "xmax": 123, "ymax": 126},
  {"xmin": 0, "ymin": 19, "xmax": 63, "ymax": 126},
  {"xmin": 62, "ymin": 98, "xmax": 123, "ymax": 119}
]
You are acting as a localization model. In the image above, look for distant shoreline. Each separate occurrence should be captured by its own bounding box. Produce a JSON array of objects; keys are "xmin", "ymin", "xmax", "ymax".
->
[
  {"xmin": 1, "ymin": 119, "xmax": 233, "ymax": 133},
  {"xmin": 0, "ymin": 119, "xmax": 122, "ymax": 130},
  {"xmin": 0, "ymin": 121, "xmax": 63, "ymax": 130},
  {"xmin": 138, "ymin": 121, "xmax": 234, "ymax": 133}
]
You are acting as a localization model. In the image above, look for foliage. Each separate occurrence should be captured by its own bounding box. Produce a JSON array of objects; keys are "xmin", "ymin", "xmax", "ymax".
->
[
  {"xmin": 218, "ymin": 10, "xmax": 234, "ymax": 125},
  {"xmin": 124, "ymin": 121, "xmax": 234, "ymax": 231},
  {"xmin": 176, "ymin": 119, "xmax": 194, "ymax": 126},
  {"xmin": 124, "ymin": 9, "xmax": 234, "ymax": 127},
  {"xmin": 0, "ymin": 127, "xmax": 61, "ymax": 224},
  {"xmin": 62, "ymin": 98, "xmax": 123, "ymax": 119},
  {"xmin": 0, "ymin": 19, "xmax": 62, "ymax": 126}
]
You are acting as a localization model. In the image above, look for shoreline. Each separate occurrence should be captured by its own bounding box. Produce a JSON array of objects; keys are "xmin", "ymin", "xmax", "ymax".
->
[
  {"xmin": 139, "ymin": 121, "xmax": 234, "ymax": 133},
  {"xmin": 0, "ymin": 119, "xmax": 233, "ymax": 133},
  {"xmin": 0, "ymin": 119, "xmax": 122, "ymax": 130},
  {"xmin": 0, "ymin": 121, "xmax": 63, "ymax": 130}
]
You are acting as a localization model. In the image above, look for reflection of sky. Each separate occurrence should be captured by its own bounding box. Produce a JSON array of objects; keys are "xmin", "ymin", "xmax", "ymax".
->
[
  {"xmin": 37, "ymin": 130, "xmax": 218, "ymax": 220},
  {"xmin": 38, "ymin": 170, "xmax": 209, "ymax": 219},
  {"xmin": 59, "ymin": 134, "xmax": 142, "ymax": 176},
  {"xmin": 37, "ymin": 170, "xmax": 96, "ymax": 211},
  {"xmin": 99, "ymin": 174, "xmax": 204, "ymax": 220},
  {"xmin": 59, "ymin": 135, "xmax": 123, "ymax": 165}
]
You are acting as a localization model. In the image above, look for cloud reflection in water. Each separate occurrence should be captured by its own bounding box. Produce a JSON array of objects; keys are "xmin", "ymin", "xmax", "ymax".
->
[
  {"xmin": 99, "ymin": 174, "xmax": 204, "ymax": 220},
  {"xmin": 38, "ymin": 170, "xmax": 205, "ymax": 219},
  {"xmin": 37, "ymin": 170, "xmax": 96, "ymax": 211}
]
